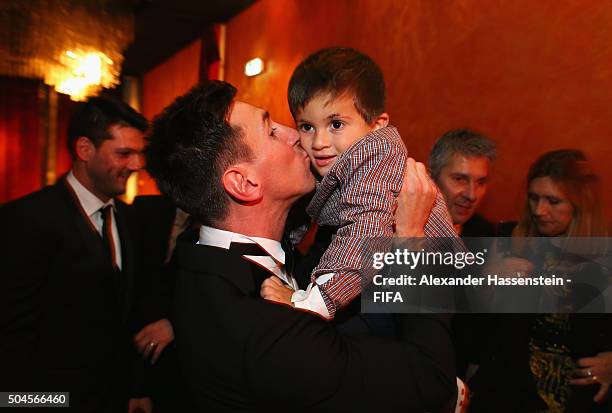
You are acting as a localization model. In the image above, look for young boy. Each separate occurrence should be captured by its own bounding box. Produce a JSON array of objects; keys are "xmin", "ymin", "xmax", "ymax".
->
[{"xmin": 263, "ymin": 47, "xmax": 458, "ymax": 320}]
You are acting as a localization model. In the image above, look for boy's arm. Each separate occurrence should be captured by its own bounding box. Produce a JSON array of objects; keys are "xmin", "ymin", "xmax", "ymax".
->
[
  {"xmin": 295, "ymin": 133, "xmax": 462, "ymax": 318},
  {"xmin": 304, "ymin": 133, "xmax": 405, "ymax": 318}
]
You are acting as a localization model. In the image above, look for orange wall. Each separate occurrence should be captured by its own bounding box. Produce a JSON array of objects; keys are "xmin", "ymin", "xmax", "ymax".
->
[
  {"xmin": 142, "ymin": 39, "xmax": 202, "ymax": 120},
  {"xmin": 224, "ymin": 0, "xmax": 612, "ymax": 224},
  {"xmin": 139, "ymin": 39, "xmax": 202, "ymax": 194}
]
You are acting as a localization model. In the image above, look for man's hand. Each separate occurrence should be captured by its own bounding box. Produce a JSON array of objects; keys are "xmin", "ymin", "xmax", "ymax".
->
[
  {"xmin": 260, "ymin": 276, "xmax": 294, "ymax": 306},
  {"xmin": 395, "ymin": 158, "xmax": 438, "ymax": 237},
  {"xmin": 484, "ymin": 241, "xmax": 534, "ymax": 278},
  {"xmin": 571, "ymin": 352, "xmax": 612, "ymax": 403},
  {"xmin": 128, "ymin": 397, "xmax": 152, "ymax": 413},
  {"xmin": 134, "ymin": 318, "xmax": 174, "ymax": 364}
]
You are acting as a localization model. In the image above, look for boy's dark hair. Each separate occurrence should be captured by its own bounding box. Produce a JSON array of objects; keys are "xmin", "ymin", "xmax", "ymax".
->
[
  {"xmin": 288, "ymin": 47, "xmax": 385, "ymax": 124},
  {"xmin": 67, "ymin": 95, "xmax": 148, "ymax": 158},
  {"xmin": 145, "ymin": 80, "xmax": 252, "ymax": 225}
]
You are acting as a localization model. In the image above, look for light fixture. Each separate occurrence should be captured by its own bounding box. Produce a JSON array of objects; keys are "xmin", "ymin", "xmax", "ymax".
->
[
  {"xmin": 0, "ymin": 0, "xmax": 134, "ymax": 101},
  {"xmin": 244, "ymin": 57, "xmax": 264, "ymax": 77}
]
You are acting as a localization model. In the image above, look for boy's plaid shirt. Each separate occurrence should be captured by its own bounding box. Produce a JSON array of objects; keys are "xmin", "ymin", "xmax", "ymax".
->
[{"xmin": 306, "ymin": 126, "xmax": 460, "ymax": 318}]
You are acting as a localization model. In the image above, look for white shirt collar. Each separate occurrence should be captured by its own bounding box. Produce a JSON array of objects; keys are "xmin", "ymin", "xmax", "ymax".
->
[
  {"xmin": 198, "ymin": 225, "xmax": 285, "ymax": 265},
  {"xmin": 66, "ymin": 170, "xmax": 115, "ymax": 216}
]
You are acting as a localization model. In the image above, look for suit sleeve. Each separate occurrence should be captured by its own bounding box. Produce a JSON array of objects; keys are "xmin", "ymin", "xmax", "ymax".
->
[
  {"xmin": 0, "ymin": 200, "xmax": 55, "ymax": 389},
  {"xmin": 244, "ymin": 305, "xmax": 456, "ymax": 412}
]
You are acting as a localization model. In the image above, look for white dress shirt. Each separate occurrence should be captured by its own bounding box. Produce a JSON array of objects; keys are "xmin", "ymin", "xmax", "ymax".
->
[
  {"xmin": 291, "ymin": 277, "xmax": 332, "ymax": 319},
  {"xmin": 197, "ymin": 225, "xmax": 298, "ymax": 290},
  {"xmin": 66, "ymin": 171, "xmax": 122, "ymax": 269}
]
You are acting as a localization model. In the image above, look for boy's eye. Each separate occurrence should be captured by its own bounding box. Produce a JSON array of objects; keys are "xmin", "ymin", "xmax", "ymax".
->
[
  {"xmin": 330, "ymin": 120, "xmax": 343, "ymax": 130},
  {"xmin": 269, "ymin": 127, "xmax": 277, "ymax": 137},
  {"xmin": 299, "ymin": 124, "xmax": 313, "ymax": 133}
]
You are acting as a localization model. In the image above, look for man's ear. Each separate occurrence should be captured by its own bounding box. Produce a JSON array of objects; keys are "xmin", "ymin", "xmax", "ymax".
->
[
  {"xmin": 222, "ymin": 166, "xmax": 262, "ymax": 204},
  {"xmin": 75, "ymin": 136, "xmax": 96, "ymax": 162},
  {"xmin": 370, "ymin": 112, "xmax": 390, "ymax": 131}
]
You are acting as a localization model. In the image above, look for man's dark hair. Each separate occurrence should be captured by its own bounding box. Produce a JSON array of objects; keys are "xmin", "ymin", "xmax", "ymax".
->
[
  {"xmin": 288, "ymin": 47, "xmax": 385, "ymax": 124},
  {"xmin": 429, "ymin": 129, "xmax": 497, "ymax": 180},
  {"xmin": 145, "ymin": 80, "xmax": 252, "ymax": 225},
  {"xmin": 67, "ymin": 95, "xmax": 148, "ymax": 158}
]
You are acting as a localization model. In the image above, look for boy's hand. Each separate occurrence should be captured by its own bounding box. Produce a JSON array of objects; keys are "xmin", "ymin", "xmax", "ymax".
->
[
  {"xmin": 260, "ymin": 276, "xmax": 294, "ymax": 306},
  {"xmin": 395, "ymin": 158, "xmax": 437, "ymax": 237}
]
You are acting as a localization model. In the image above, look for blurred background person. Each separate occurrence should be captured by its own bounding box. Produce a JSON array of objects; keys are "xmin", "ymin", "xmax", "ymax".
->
[
  {"xmin": 130, "ymin": 194, "xmax": 196, "ymax": 412},
  {"xmin": 429, "ymin": 128, "xmax": 497, "ymax": 237},
  {"xmin": 0, "ymin": 96, "xmax": 151, "ymax": 413},
  {"xmin": 429, "ymin": 128, "xmax": 497, "ymax": 381},
  {"xmin": 469, "ymin": 149, "xmax": 612, "ymax": 413}
]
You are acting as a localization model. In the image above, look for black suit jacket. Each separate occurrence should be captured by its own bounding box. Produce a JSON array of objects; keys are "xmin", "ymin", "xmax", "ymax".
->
[
  {"xmin": 0, "ymin": 179, "xmax": 137, "ymax": 411},
  {"xmin": 130, "ymin": 195, "xmax": 177, "ymax": 326},
  {"xmin": 173, "ymin": 237, "xmax": 456, "ymax": 412},
  {"xmin": 129, "ymin": 195, "xmax": 197, "ymax": 411}
]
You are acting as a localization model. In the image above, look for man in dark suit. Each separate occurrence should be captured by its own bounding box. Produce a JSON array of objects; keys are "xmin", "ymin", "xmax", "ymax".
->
[
  {"xmin": 145, "ymin": 80, "xmax": 457, "ymax": 412},
  {"xmin": 0, "ymin": 96, "xmax": 149, "ymax": 412},
  {"xmin": 129, "ymin": 194, "xmax": 195, "ymax": 412},
  {"xmin": 428, "ymin": 128, "xmax": 497, "ymax": 381}
]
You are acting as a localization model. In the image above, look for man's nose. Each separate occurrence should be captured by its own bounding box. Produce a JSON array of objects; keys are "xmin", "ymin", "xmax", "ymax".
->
[
  {"xmin": 129, "ymin": 153, "xmax": 144, "ymax": 171},
  {"xmin": 277, "ymin": 124, "xmax": 300, "ymax": 146},
  {"xmin": 286, "ymin": 127, "xmax": 300, "ymax": 146},
  {"xmin": 462, "ymin": 182, "xmax": 476, "ymax": 202}
]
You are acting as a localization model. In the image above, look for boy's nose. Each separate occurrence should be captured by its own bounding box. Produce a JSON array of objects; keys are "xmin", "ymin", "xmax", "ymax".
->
[{"xmin": 312, "ymin": 131, "xmax": 330, "ymax": 150}]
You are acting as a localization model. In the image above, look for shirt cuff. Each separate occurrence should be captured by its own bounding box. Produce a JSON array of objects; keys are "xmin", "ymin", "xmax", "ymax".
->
[{"xmin": 291, "ymin": 283, "xmax": 331, "ymax": 320}]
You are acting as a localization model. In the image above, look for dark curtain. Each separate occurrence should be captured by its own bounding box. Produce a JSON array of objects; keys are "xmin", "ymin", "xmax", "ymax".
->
[
  {"xmin": 0, "ymin": 76, "xmax": 76, "ymax": 205},
  {"xmin": 0, "ymin": 76, "xmax": 42, "ymax": 204}
]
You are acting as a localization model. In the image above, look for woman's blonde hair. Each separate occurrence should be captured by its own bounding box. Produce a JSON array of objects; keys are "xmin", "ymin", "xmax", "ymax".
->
[{"xmin": 513, "ymin": 149, "xmax": 608, "ymax": 237}]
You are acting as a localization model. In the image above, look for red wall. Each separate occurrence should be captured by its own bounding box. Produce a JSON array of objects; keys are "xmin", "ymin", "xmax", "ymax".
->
[
  {"xmin": 0, "ymin": 77, "xmax": 77, "ymax": 204},
  {"xmin": 0, "ymin": 77, "xmax": 42, "ymax": 203},
  {"xmin": 224, "ymin": 0, "xmax": 612, "ymax": 224}
]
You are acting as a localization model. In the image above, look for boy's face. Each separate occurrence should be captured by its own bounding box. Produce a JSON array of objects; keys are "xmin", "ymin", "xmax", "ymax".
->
[{"xmin": 295, "ymin": 93, "xmax": 386, "ymax": 177}]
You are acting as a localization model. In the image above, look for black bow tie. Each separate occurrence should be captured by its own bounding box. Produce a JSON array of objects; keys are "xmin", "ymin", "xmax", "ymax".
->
[{"xmin": 229, "ymin": 242, "xmax": 271, "ymax": 258}]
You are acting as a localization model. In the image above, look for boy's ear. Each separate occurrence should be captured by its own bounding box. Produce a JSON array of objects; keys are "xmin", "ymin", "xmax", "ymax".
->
[
  {"xmin": 370, "ymin": 112, "xmax": 390, "ymax": 131},
  {"xmin": 222, "ymin": 165, "xmax": 263, "ymax": 204}
]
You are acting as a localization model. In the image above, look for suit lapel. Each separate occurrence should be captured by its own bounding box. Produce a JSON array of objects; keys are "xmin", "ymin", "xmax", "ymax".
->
[
  {"xmin": 58, "ymin": 179, "xmax": 131, "ymax": 318},
  {"xmin": 58, "ymin": 179, "xmax": 111, "ymax": 268},
  {"xmin": 114, "ymin": 202, "xmax": 133, "ymax": 322},
  {"xmin": 176, "ymin": 242, "xmax": 257, "ymax": 295}
]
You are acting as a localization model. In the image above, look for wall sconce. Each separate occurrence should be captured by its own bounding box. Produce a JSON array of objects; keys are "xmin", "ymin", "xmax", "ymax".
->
[{"xmin": 244, "ymin": 58, "xmax": 264, "ymax": 77}]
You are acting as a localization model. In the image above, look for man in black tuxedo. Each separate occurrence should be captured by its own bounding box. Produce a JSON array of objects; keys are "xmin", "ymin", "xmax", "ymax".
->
[
  {"xmin": 0, "ymin": 96, "xmax": 150, "ymax": 412},
  {"xmin": 145, "ymin": 80, "xmax": 457, "ymax": 412}
]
